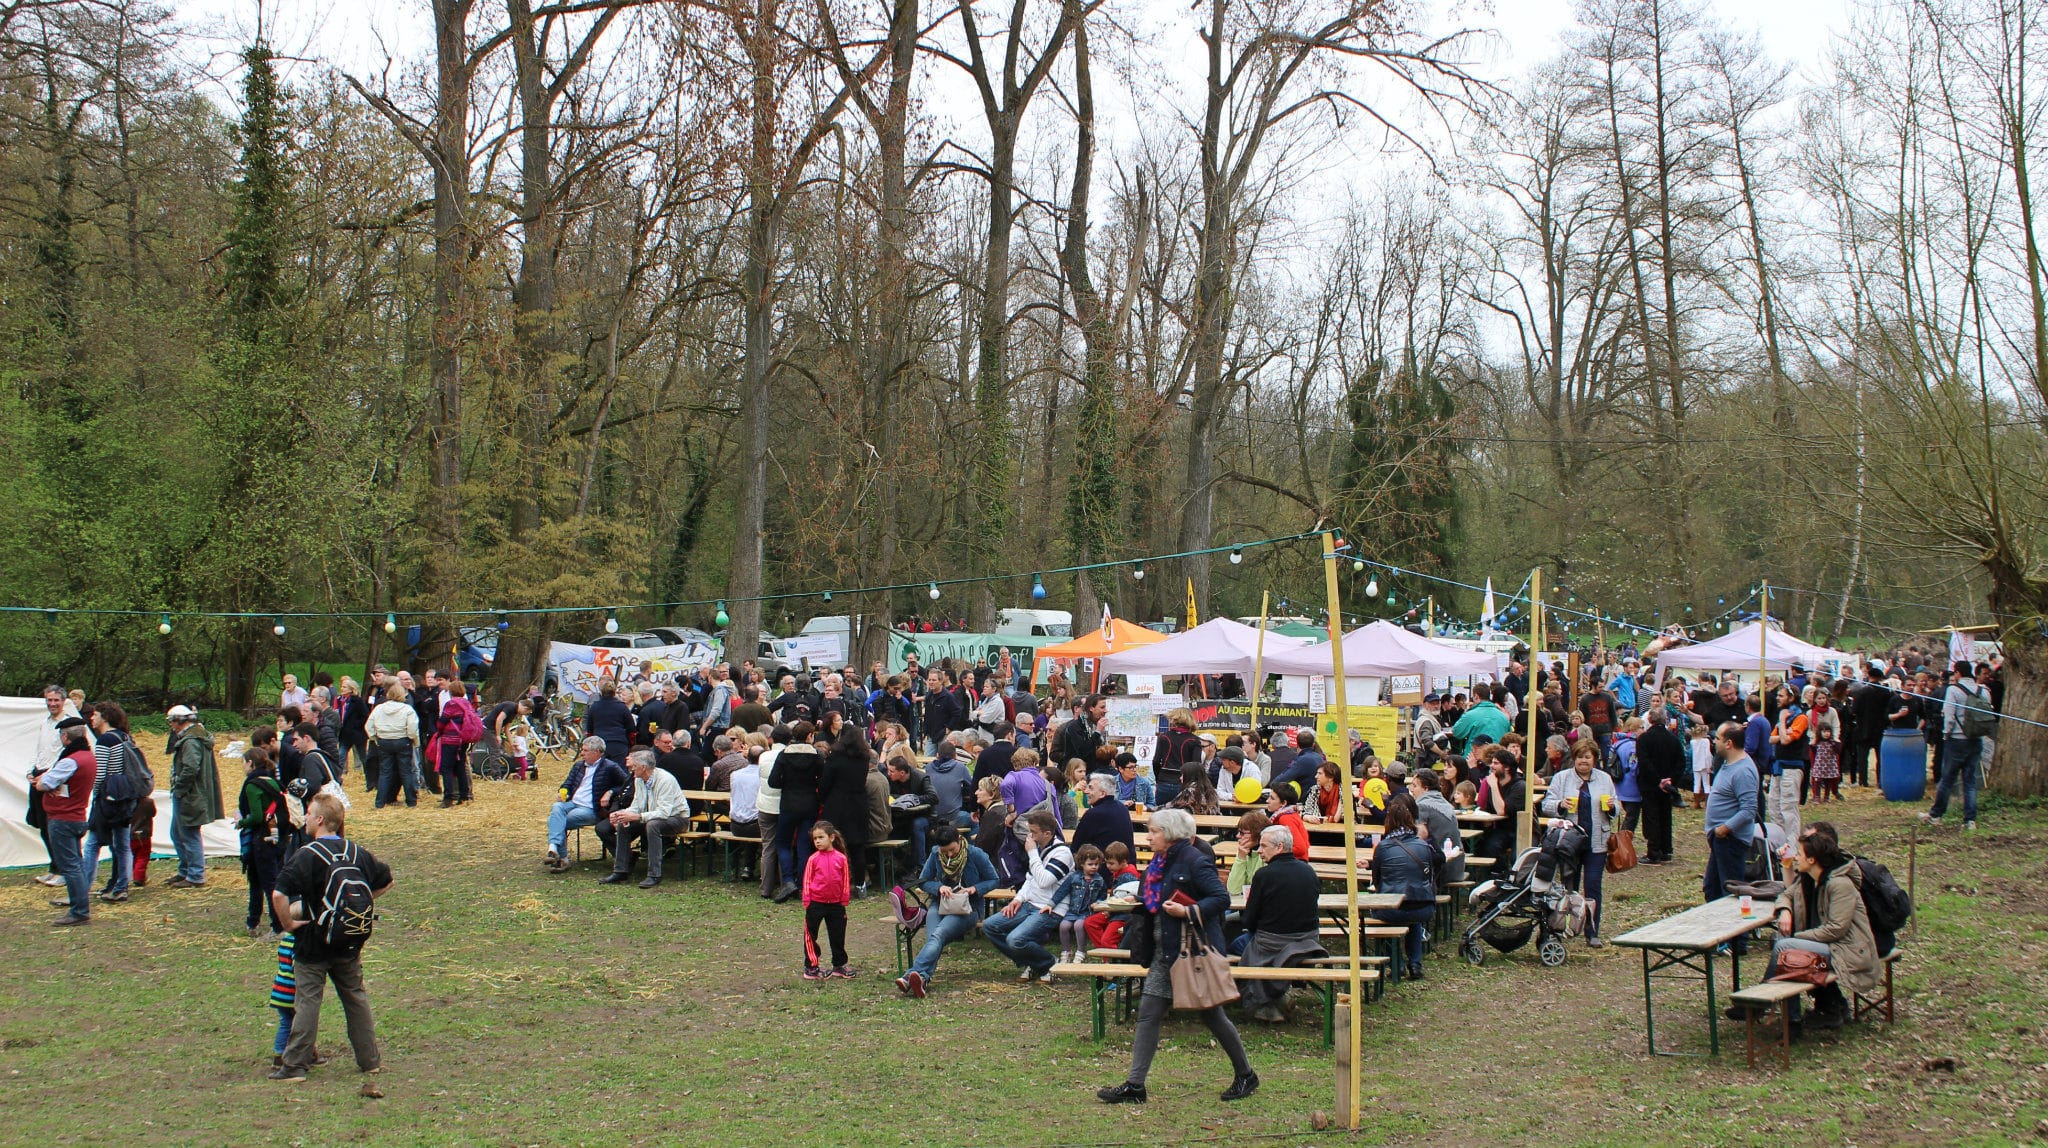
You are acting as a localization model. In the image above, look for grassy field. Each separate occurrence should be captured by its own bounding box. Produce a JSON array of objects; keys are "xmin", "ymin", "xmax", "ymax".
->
[{"xmin": 2, "ymin": 740, "xmax": 2044, "ymax": 1147}]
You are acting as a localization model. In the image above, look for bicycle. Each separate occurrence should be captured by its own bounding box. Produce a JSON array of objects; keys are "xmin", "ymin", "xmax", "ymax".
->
[{"xmin": 529, "ymin": 694, "xmax": 580, "ymax": 761}]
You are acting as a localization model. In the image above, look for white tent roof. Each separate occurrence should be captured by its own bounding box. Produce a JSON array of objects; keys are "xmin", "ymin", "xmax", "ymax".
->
[
  {"xmin": 1096, "ymin": 617, "xmax": 1311, "ymax": 678},
  {"xmin": 1653, "ymin": 622, "xmax": 1852, "ymax": 679},
  {"xmin": 0, "ymin": 696, "xmax": 239, "ymax": 869},
  {"xmin": 1261, "ymin": 620, "xmax": 1501, "ymax": 680}
]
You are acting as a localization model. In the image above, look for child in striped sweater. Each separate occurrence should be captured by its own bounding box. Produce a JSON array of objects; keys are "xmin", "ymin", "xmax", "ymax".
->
[{"xmin": 270, "ymin": 932, "xmax": 296, "ymax": 1066}]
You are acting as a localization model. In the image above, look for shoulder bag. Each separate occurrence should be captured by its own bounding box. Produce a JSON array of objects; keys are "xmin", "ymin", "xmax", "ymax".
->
[
  {"xmin": 1770, "ymin": 946, "xmax": 1832, "ymax": 986},
  {"xmin": 1169, "ymin": 906, "xmax": 1240, "ymax": 1010}
]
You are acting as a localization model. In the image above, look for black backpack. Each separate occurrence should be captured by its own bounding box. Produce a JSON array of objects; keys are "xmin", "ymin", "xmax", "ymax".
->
[
  {"xmin": 1855, "ymin": 856, "xmax": 1913, "ymax": 935},
  {"xmin": 309, "ymin": 840, "xmax": 378, "ymax": 950}
]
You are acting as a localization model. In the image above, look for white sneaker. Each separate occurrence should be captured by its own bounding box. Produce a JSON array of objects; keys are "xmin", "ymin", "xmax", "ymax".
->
[
  {"xmin": 36, "ymin": 874, "xmax": 63, "ymax": 887},
  {"xmin": 1038, "ymin": 969, "xmax": 1057, "ymax": 983},
  {"xmin": 1018, "ymin": 968, "xmax": 1033, "ymax": 981},
  {"xmin": 1918, "ymin": 812, "xmax": 1936, "ymax": 825},
  {"xmin": 1965, "ymin": 820, "xmax": 1976, "ymax": 830}
]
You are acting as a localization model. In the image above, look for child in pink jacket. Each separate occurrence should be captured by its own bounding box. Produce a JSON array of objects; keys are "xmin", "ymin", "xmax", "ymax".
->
[{"xmin": 802, "ymin": 821, "xmax": 855, "ymax": 980}]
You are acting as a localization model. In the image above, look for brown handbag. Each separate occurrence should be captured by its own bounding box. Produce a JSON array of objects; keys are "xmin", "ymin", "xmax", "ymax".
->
[
  {"xmin": 1606, "ymin": 828, "xmax": 1638, "ymax": 874},
  {"xmin": 1771, "ymin": 947, "xmax": 1833, "ymax": 985},
  {"xmin": 1169, "ymin": 906, "xmax": 1240, "ymax": 1010}
]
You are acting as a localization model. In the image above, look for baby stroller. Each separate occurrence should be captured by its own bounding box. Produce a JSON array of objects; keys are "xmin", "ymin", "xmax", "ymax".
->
[{"xmin": 1459, "ymin": 821, "xmax": 1589, "ymax": 969}]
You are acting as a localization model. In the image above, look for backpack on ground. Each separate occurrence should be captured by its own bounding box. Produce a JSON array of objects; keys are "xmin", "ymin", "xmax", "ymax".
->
[
  {"xmin": 1855, "ymin": 856, "xmax": 1913, "ymax": 935},
  {"xmin": 310, "ymin": 840, "xmax": 378, "ymax": 950}
]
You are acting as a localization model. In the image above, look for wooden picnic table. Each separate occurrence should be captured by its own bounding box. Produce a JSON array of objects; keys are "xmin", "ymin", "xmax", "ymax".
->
[
  {"xmin": 1457, "ymin": 810, "xmax": 1506, "ymax": 825},
  {"xmin": 1096, "ymin": 891, "xmax": 1406, "ymax": 915},
  {"xmin": 1611, "ymin": 896, "xmax": 1775, "ymax": 1057}
]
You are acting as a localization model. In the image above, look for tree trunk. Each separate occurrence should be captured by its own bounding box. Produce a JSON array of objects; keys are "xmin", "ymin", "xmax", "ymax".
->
[
  {"xmin": 419, "ymin": 0, "xmax": 474, "ymax": 670},
  {"xmin": 725, "ymin": 0, "xmax": 780, "ymax": 670}
]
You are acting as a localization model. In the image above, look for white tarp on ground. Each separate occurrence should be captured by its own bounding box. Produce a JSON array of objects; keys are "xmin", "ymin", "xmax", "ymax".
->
[
  {"xmin": 0, "ymin": 696, "xmax": 238, "ymax": 869},
  {"xmin": 1652, "ymin": 622, "xmax": 1852, "ymax": 684},
  {"xmin": 1260, "ymin": 619, "xmax": 1502, "ymax": 681},
  {"xmin": 1096, "ymin": 617, "xmax": 1311, "ymax": 679},
  {"xmin": 548, "ymin": 640, "xmax": 720, "ymax": 702}
]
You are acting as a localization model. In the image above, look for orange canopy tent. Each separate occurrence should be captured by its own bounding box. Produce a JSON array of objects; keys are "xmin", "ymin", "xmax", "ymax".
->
[{"xmin": 1030, "ymin": 615, "xmax": 1168, "ymax": 690}]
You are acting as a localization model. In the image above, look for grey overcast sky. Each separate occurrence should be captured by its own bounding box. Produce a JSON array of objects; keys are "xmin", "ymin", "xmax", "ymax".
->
[{"xmin": 178, "ymin": 0, "xmax": 1856, "ymax": 92}]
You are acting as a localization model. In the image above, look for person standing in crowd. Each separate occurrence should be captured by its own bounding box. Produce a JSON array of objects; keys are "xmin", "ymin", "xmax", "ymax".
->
[
  {"xmin": 753, "ymin": 726, "xmax": 786, "ymax": 896},
  {"xmin": 800, "ymin": 821, "xmax": 856, "ymax": 980},
  {"xmin": 1767, "ymin": 685, "xmax": 1809, "ymax": 840},
  {"xmin": 269, "ymin": 793, "xmax": 391, "ymax": 1089},
  {"xmin": 165, "ymin": 705, "xmax": 223, "ymax": 888},
  {"xmin": 1098, "ymin": 808, "xmax": 1257, "ymax": 1105},
  {"xmin": 366, "ymin": 684, "xmax": 419, "ymax": 808},
  {"xmin": 1633, "ymin": 707, "xmax": 1684, "ymax": 865},
  {"xmin": 697, "ymin": 665, "xmax": 739, "ymax": 740},
  {"xmin": 336, "ymin": 678, "xmax": 369, "ymax": 777},
  {"xmin": 30, "ymin": 685, "xmax": 79, "ymax": 887},
  {"xmin": 767, "ymin": 721, "xmax": 824, "ymax": 902},
  {"xmin": 1925, "ymin": 660, "xmax": 1994, "ymax": 830},
  {"xmin": 1539, "ymin": 743, "xmax": 1616, "ymax": 948},
  {"xmin": 1847, "ymin": 666, "xmax": 1889, "ymax": 788},
  {"xmin": 278, "ymin": 674, "xmax": 309, "ymax": 711},
  {"xmin": 583, "ymin": 678, "xmax": 634, "ymax": 766},
  {"xmin": 1054, "ymin": 694, "xmax": 1108, "ymax": 772},
  {"xmin": 1704, "ymin": 721, "xmax": 1760, "ymax": 948},
  {"xmin": 237, "ymin": 746, "xmax": 288, "ymax": 936},
  {"xmin": 35, "ymin": 717, "xmax": 97, "ymax": 926},
  {"xmin": 408, "ymin": 670, "xmax": 442, "ymax": 796},
  {"xmin": 83, "ymin": 702, "xmax": 140, "ymax": 904}
]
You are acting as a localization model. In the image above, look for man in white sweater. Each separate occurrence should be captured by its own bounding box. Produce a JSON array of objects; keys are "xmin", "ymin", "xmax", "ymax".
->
[{"xmin": 599, "ymin": 750, "xmax": 691, "ymax": 888}]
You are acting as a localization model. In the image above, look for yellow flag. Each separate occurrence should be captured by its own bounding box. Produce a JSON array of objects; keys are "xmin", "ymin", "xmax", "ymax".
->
[{"xmin": 1185, "ymin": 576, "xmax": 1200, "ymax": 630}]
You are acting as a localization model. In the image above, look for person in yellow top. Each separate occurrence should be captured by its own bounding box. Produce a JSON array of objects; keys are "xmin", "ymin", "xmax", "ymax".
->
[{"xmin": 1358, "ymin": 757, "xmax": 1391, "ymax": 818}]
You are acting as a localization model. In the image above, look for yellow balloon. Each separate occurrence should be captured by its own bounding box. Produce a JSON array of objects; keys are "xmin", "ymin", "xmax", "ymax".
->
[{"xmin": 1234, "ymin": 776, "xmax": 1264, "ymax": 804}]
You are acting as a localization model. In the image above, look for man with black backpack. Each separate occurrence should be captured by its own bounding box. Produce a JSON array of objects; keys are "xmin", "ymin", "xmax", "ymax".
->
[
  {"xmin": 270, "ymin": 793, "xmax": 392, "ymax": 1089},
  {"xmin": 1924, "ymin": 660, "xmax": 1995, "ymax": 831}
]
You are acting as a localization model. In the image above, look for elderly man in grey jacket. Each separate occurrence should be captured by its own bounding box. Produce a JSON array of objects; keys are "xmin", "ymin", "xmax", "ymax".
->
[{"xmin": 598, "ymin": 750, "xmax": 691, "ymax": 888}]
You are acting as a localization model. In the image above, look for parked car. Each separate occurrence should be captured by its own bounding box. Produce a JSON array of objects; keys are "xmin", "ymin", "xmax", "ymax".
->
[
  {"xmin": 716, "ymin": 629, "xmax": 790, "ymax": 678},
  {"xmin": 588, "ymin": 630, "xmax": 680, "ymax": 650},
  {"xmin": 406, "ymin": 624, "xmax": 498, "ymax": 680}
]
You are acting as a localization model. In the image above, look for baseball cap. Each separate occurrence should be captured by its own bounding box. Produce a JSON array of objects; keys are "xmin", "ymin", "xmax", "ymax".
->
[{"xmin": 166, "ymin": 704, "xmax": 197, "ymax": 721}]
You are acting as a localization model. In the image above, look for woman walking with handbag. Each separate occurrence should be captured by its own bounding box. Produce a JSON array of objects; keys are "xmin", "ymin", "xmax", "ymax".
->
[{"xmin": 1098, "ymin": 807, "xmax": 1258, "ymax": 1105}]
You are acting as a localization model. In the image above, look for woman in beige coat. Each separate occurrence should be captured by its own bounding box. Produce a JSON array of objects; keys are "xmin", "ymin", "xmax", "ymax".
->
[{"xmin": 1761, "ymin": 829, "xmax": 1880, "ymax": 1033}]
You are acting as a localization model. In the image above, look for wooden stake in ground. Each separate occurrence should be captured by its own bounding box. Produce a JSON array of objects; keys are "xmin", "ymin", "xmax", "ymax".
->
[{"xmin": 1318, "ymin": 530, "xmax": 1360, "ymax": 1131}]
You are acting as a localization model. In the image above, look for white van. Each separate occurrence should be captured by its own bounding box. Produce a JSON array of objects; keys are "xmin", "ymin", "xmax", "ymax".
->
[{"xmin": 995, "ymin": 608, "xmax": 1072, "ymax": 637}]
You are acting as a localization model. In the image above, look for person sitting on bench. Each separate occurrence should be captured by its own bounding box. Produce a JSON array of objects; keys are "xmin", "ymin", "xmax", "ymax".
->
[
  {"xmin": 597, "ymin": 750, "xmax": 690, "ymax": 888},
  {"xmin": 1729, "ymin": 824, "xmax": 1878, "ymax": 1035},
  {"xmin": 1237, "ymin": 825, "xmax": 1326, "ymax": 1023}
]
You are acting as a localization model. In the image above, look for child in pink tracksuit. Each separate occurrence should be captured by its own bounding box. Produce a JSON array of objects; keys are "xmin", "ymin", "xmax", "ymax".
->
[{"xmin": 801, "ymin": 821, "xmax": 854, "ymax": 980}]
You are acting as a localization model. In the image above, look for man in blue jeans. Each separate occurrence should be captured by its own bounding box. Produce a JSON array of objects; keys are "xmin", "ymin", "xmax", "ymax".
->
[
  {"xmin": 36, "ymin": 718, "xmax": 97, "ymax": 925},
  {"xmin": 894, "ymin": 826, "xmax": 999, "ymax": 998},
  {"xmin": 1702, "ymin": 722, "xmax": 1760, "ymax": 952},
  {"xmin": 982, "ymin": 810, "xmax": 1071, "ymax": 982},
  {"xmin": 1925, "ymin": 662, "xmax": 1992, "ymax": 829},
  {"xmin": 545, "ymin": 738, "xmax": 626, "ymax": 872}
]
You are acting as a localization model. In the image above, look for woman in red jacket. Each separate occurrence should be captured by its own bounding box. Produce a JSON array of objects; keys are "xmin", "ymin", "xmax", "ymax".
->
[{"xmin": 1261, "ymin": 781, "xmax": 1311, "ymax": 860}]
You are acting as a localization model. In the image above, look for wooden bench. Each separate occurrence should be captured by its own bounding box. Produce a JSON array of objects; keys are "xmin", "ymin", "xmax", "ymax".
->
[
  {"xmin": 1052, "ymin": 961, "xmax": 1381, "ymax": 1046},
  {"xmin": 708, "ymin": 830, "xmax": 763, "ymax": 880},
  {"xmin": 1730, "ymin": 980, "xmax": 1811, "ymax": 1070},
  {"xmin": 1855, "ymin": 950, "xmax": 1902, "ymax": 1025}
]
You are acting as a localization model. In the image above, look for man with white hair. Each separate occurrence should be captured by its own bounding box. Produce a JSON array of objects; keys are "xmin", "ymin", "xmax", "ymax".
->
[
  {"xmin": 597, "ymin": 750, "xmax": 690, "ymax": 887},
  {"xmin": 1236, "ymin": 823, "xmax": 1327, "ymax": 1022},
  {"xmin": 1072, "ymin": 774, "xmax": 1135, "ymax": 859},
  {"xmin": 545, "ymin": 737, "xmax": 627, "ymax": 873}
]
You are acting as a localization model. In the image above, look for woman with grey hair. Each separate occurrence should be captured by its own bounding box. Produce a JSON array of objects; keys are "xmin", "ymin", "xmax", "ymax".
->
[{"xmin": 1099, "ymin": 806, "xmax": 1258, "ymax": 1105}]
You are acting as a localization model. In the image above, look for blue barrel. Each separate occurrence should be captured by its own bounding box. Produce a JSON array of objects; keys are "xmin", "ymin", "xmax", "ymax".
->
[{"xmin": 1880, "ymin": 729, "xmax": 1927, "ymax": 802}]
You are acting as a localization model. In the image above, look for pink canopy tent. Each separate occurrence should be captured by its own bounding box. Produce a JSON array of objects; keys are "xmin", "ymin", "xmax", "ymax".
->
[
  {"xmin": 1261, "ymin": 619, "xmax": 1500, "ymax": 680},
  {"xmin": 1096, "ymin": 617, "xmax": 1311, "ymax": 679}
]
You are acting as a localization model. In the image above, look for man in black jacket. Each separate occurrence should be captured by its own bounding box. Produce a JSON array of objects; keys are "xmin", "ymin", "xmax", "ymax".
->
[
  {"xmin": 411, "ymin": 670, "xmax": 443, "ymax": 795},
  {"xmin": 1055, "ymin": 695, "xmax": 1109, "ymax": 774},
  {"xmin": 921, "ymin": 670, "xmax": 964, "ymax": 752},
  {"xmin": 885, "ymin": 757, "xmax": 938, "ymax": 870},
  {"xmin": 1634, "ymin": 707, "xmax": 1687, "ymax": 864},
  {"xmin": 1072, "ymin": 775, "xmax": 1135, "ymax": 859},
  {"xmin": 1237, "ymin": 826, "xmax": 1325, "ymax": 1021},
  {"xmin": 1847, "ymin": 667, "xmax": 1891, "ymax": 788}
]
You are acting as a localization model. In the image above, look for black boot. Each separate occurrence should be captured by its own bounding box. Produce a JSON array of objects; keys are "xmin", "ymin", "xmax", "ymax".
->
[
  {"xmin": 1221, "ymin": 1071, "xmax": 1260, "ymax": 1101},
  {"xmin": 1097, "ymin": 1082, "xmax": 1147, "ymax": 1104}
]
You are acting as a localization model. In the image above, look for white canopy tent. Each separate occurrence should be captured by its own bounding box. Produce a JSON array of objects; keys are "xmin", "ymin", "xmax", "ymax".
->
[
  {"xmin": 1652, "ymin": 622, "xmax": 1852, "ymax": 684},
  {"xmin": 1096, "ymin": 617, "xmax": 1311, "ymax": 679},
  {"xmin": 1261, "ymin": 619, "xmax": 1501, "ymax": 681},
  {"xmin": 0, "ymin": 696, "xmax": 239, "ymax": 869}
]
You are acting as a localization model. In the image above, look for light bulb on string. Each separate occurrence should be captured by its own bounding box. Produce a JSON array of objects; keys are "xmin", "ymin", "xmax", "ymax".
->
[
  {"xmin": 928, "ymin": 582, "xmax": 941, "ymax": 600},
  {"xmin": 384, "ymin": 613, "xmax": 398, "ymax": 635},
  {"xmin": 497, "ymin": 612, "xmax": 510, "ymax": 632},
  {"xmin": 1031, "ymin": 575, "xmax": 1047, "ymax": 600},
  {"xmin": 273, "ymin": 617, "xmax": 286, "ymax": 637},
  {"xmin": 822, "ymin": 590, "xmax": 832, "ymax": 603},
  {"xmin": 1132, "ymin": 563, "xmax": 1145, "ymax": 581},
  {"xmin": 158, "ymin": 613, "xmax": 173, "ymax": 636},
  {"xmin": 715, "ymin": 601, "xmax": 730, "ymax": 628},
  {"xmin": 43, "ymin": 609, "xmax": 56, "ymax": 622},
  {"xmin": 604, "ymin": 610, "xmax": 619, "ymax": 634},
  {"xmin": 1365, "ymin": 576, "xmax": 1379, "ymax": 597},
  {"xmin": 1351, "ymin": 559, "xmax": 1365, "ymax": 573},
  {"xmin": 1229, "ymin": 548, "xmax": 1243, "ymax": 565}
]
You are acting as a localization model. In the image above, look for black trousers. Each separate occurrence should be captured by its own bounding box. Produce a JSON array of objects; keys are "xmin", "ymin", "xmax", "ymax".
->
[
  {"xmin": 244, "ymin": 841, "xmax": 285, "ymax": 931},
  {"xmin": 1641, "ymin": 791, "xmax": 1674, "ymax": 862},
  {"xmin": 804, "ymin": 902, "xmax": 848, "ymax": 969},
  {"xmin": 440, "ymin": 740, "xmax": 473, "ymax": 803}
]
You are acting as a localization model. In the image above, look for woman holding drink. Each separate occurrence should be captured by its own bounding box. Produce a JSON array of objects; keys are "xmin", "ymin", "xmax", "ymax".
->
[{"xmin": 1539, "ymin": 741, "xmax": 1621, "ymax": 948}]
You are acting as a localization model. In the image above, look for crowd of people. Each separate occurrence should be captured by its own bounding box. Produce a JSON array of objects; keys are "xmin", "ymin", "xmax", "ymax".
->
[{"xmin": 18, "ymin": 631, "xmax": 1967, "ymax": 1095}]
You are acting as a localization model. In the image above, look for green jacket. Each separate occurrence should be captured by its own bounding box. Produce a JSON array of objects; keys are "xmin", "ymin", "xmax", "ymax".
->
[{"xmin": 168, "ymin": 724, "xmax": 225, "ymax": 828}]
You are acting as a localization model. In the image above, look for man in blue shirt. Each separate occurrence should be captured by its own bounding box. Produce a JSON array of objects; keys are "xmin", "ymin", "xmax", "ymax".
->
[{"xmin": 1703, "ymin": 721, "xmax": 1760, "ymax": 954}]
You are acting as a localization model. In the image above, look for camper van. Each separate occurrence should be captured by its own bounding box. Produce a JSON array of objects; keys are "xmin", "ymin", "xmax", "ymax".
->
[{"xmin": 994, "ymin": 609, "xmax": 1072, "ymax": 637}]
